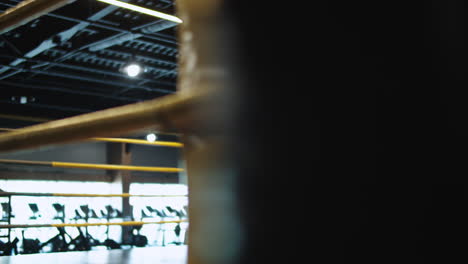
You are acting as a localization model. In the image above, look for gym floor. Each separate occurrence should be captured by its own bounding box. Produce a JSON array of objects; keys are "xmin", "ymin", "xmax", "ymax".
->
[{"xmin": 0, "ymin": 245, "xmax": 186, "ymax": 264}]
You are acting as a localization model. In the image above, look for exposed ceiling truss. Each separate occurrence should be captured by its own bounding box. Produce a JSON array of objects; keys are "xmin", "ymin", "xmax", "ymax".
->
[{"xmin": 0, "ymin": 0, "xmax": 179, "ymax": 127}]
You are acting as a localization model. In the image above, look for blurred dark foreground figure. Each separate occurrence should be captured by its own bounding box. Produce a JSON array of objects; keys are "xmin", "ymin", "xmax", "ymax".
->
[{"xmin": 217, "ymin": 1, "xmax": 468, "ymax": 263}]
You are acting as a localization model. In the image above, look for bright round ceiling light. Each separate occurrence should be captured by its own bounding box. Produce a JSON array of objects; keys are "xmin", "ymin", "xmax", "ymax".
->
[
  {"xmin": 124, "ymin": 64, "xmax": 142, "ymax": 77},
  {"xmin": 146, "ymin": 133, "xmax": 157, "ymax": 142}
]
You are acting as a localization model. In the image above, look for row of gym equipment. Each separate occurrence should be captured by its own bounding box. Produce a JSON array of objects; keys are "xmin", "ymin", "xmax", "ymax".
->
[
  {"xmin": 1, "ymin": 201, "xmax": 187, "ymax": 222},
  {"xmin": 0, "ymin": 199, "xmax": 188, "ymax": 256}
]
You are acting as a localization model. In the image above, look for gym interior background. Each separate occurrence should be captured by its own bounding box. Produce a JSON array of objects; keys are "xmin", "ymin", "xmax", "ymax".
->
[
  {"xmin": 4, "ymin": 0, "xmax": 468, "ymax": 263},
  {"xmin": 0, "ymin": 0, "xmax": 189, "ymax": 258}
]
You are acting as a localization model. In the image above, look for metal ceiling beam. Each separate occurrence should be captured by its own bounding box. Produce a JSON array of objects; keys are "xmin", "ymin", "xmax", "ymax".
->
[
  {"xmin": 0, "ymin": 3, "xmax": 178, "ymax": 46},
  {"xmin": 0, "ymin": 0, "xmax": 131, "ymax": 78},
  {"xmin": 95, "ymin": 48, "xmax": 177, "ymax": 67},
  {"xmin": 0, "ymin": 99, "xmax": 92, "ymax": 113},
  {"xmin": 122, "ymin": 38, "xmax": 177, "ymax": 55},
  {"xmin": 62, "ymin": 51, "xmax": 177, "ymax": 76},
  {"xmin": 42, "ymin": 47, "xmax": 177, "ymax": 68},
  {"xmin": 0, "ymin": 80, "xmax": 139, "ymax": 103},
  {"xmin": 0, "ymin": 0, "xmax": 76, "ymax": 34},
  {"xmin": 0, "ymin": 53, "xmax": 176, "ymax": 84},
  {"xmin": 88, "ymin": 20, "xmax": 177, "ymax": 52},
  {"xmin": 34, "ymin": 49, "xmax": 178, "ymax": 81},
  {"xmin": 0, "ymin": 63, "xmax": 175, "ymax": 94},
  {"xmin": 20, "ymin": 26, "xmax": 178, "ymax": 84}
]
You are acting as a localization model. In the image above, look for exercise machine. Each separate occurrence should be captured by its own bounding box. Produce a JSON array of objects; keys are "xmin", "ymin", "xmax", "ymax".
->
[
  {"xmin": 146, "ymin": 206, "xmax": 169, "ymax": 246},
  {"xmin": 22, "ymin": 204, "xmax": 70, "ymax": 254},
  {"xmin": 78, "ymin": 205, "xmax": 100, "ymax": 248},
  {"xmin": 100, "ymin": 205, "xmax": 122, "ymax": 249},
  {"xmin": 28, "ymin": 203, "xmax": 41, "ymax": 219},
  {"xmin": 24, "ymin": 227, "xmax": 69, "ymax": 254},
  {"xmin": 127, "ymin": 224, "xmax": 148, "ymax": 248},
  {"xmin": 0, "ymin": 237, "xmax": 18, "ymax": 256}
]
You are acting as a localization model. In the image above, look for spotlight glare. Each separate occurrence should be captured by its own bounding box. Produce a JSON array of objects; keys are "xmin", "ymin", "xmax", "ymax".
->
[
  {"xmin": 146, "ymin": 133, "xmax": 157, "ymax": 142},
  {"xmin": 124, "ymin": 64, "xmax": 142, "ymax": 77},
  {"xmin": 96, "ymin": 0, "xmax": 183, "ymax": 23}
]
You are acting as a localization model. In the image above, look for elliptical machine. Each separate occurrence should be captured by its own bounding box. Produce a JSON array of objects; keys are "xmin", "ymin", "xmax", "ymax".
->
[
  {"xmin": 166, "ymin": 206, "xmax": 186, "ymax": 245},
  {"xmin": 100, "ymin": 205, "xmax": 122, "ymax": 249},
  {"xmin": 0, "ymin": 237, "xmax": 18, "ymax": 256},
  {"xmin": 128, "ymin": 224, "xmax": 148, "ymax": 248},
  {"xmin": 21, "ymin": 227, "xmax": 70, "ymax": 254},
  {"xmin": 21, "ymin": 203, "xmax": 70, "ymax": 254}
]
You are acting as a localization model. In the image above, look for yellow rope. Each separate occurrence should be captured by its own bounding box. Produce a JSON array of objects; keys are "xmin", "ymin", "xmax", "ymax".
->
[
  {"xmin": 92, "ymin": 137, "xmax": 183, "ymax": 148},
  {"xmin": 52, "ymin": 161, "xmax": 183, "ymax": 173},
  {"xmin": 0, "ymin": 220, "xmax": 188, "ymax": 229}
]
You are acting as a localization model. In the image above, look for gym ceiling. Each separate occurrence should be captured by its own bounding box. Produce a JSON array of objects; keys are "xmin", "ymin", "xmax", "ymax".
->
[{"xmin": 0, "ymin": 0, "xmax": 178, "ymax": 128}]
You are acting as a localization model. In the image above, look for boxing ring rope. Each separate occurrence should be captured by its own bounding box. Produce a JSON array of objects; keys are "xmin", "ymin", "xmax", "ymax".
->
[
  {"xmin": 0, "ymin": 159, "xmax": 183, "ymax": 173},
  {"xmin": 0, "ymin": 89, "xmax": 210, "ymax": 153},
  {"xmin": 0, "ymin": 191, "xmax": 186, "ymax": 198},
  {"xmin": 0, "ymin": 128, "xmax": 184, "ymax": 148},
  {"xmin": 0, "ymin": 220, "xmax": 188, "ymax": 229}
]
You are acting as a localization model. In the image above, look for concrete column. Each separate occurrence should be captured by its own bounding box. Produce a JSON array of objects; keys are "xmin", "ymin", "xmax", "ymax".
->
[{"xmin": 106, "ymin": 142, "xmax": 132, "ymax": 244}]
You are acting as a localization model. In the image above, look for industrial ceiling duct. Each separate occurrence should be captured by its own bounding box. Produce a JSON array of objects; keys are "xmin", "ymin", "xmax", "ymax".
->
[{"xmin": 0, "ymin": 0, "xmax": 77, "ymax": 34}]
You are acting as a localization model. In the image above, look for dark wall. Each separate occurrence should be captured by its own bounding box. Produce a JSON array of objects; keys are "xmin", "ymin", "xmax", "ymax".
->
[
  {"xmin": 0, "ymin": 141, "xmax": 181, "ymax": 180},
  {"xmin": 127, "ymin": 144, "xmax": 181, "ymax": 182},
  {"xmin": 0, "ymin": 142, "xmax": 107, "ymax": 163},
  {"xmin": 131, "ymin": 144, "xmax": 180, "ymax": 168}
]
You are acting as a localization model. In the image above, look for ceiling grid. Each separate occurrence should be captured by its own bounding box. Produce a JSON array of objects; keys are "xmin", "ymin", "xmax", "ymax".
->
[{"xmin": 0, "ymin": 0, "xmax": 179, "ymax": 125}]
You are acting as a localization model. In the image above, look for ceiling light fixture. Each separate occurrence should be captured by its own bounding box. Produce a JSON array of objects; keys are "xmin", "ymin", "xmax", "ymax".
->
[
  {"xmin": 11, "ymin": 96, "xmax": 35, "ymax": 104},
  {"xmin": 123, "ymin": 63, "xmax": 143, "ymax": 77},
  {"xmin": 96, "ymin": 0, "xmax": 183, "ymax": 24},
  {"xmin": 20, "ymin": 96, "xmax": 27, "ymax": 104},
  {"xmin": 146, "ymin": 133, "xmax": 157, "ymax": 142}
]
